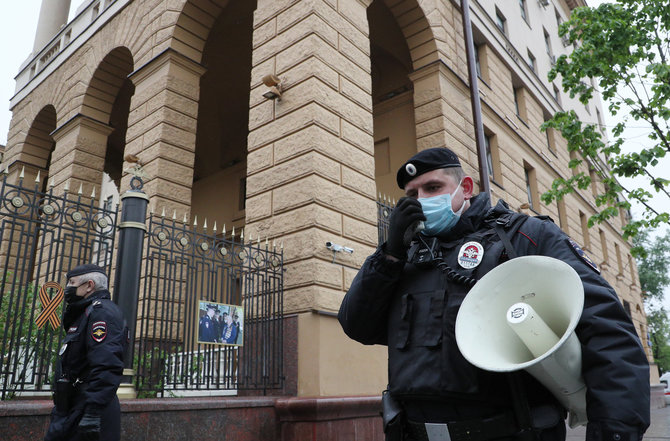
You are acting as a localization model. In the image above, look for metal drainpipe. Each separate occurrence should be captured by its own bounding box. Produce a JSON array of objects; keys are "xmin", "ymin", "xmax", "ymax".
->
[{"xmin": 460, "ymin": 0, "xmax": 491, "ymax": 198}]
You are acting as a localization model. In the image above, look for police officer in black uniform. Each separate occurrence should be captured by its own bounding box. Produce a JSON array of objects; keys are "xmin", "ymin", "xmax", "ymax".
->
[
  {"xmin": 338, "ymin": 148, "xmax": 650, "ymax": 441},
  {"xmin": 45, "ymin": 264, "xmax": 126, "ymax": 441}
]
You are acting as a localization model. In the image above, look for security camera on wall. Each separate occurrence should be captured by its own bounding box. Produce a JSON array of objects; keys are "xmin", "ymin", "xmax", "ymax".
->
[{"xmin": 262, "ymin": 74, "xmax": 282, "ymax": 100}]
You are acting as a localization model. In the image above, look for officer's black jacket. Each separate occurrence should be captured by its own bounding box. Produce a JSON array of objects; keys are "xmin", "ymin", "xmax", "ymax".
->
[
  {"xmin": 338, "ymin": 193, "xmax": 650, "ymax": 436},
  {"xmin": 59, "ymin": 289, "xmax": 125, "ymax": 413}
]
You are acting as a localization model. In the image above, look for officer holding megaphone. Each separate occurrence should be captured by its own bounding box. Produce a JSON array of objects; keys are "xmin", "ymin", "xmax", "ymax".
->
[{"xmin": 338, "ymin": 148, "xmax": 649, "ymax": 441}]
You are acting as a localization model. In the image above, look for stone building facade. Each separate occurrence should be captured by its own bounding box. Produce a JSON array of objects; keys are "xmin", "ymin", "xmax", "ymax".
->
[{"xmin": 4, "ymin": 0, "xmax": 653, "ymax": 404}]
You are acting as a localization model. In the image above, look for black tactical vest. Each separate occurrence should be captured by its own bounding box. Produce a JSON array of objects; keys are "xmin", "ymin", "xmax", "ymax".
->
[{"xmin": 387, "ymin": 211, "xmax": 530, "ymax": 402}]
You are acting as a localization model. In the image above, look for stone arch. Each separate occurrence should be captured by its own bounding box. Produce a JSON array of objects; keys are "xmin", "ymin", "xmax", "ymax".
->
[
  {"xmin": 379, "ymin": 0, "xmax": 438, "ymax": 71},
  {"xmin": 20, "ymin": 105, "xmax": 58, "ymax": 175},
  {"xmin": 80, "ymin": 47, "xmax": 134, "ymax": 192},
  {"xmin": 172, "ymin": 0, "xmax": 231, "ymax": 63},
  {"xmin": 81, "ymin": 47, "xmax": 135, "ymax": 124},
  {"xmin": 368, "ymin": 0, "xmax": 419, "ymax": 200}
]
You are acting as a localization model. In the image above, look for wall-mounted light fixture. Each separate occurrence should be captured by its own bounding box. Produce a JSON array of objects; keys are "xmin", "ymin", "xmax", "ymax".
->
[{"xmin": 262, "ymin": 74, "xmax": 282, "ymax": 100}]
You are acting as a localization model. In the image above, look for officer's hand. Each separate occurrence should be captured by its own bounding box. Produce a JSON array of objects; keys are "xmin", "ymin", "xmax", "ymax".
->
[
  {"xmin": 78, "ymin": 412, "xmax": 101, "ymax": 441},
  {"xmin": 386, "ymin": 197, "xmax": 425, "ymax": 259}
]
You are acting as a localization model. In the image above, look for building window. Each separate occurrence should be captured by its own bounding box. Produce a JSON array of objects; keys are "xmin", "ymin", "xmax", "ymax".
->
[
  {"xmin": 483, "ymin": 130, "xmax": 502, "ymax": 184},
  {"xmin": 629, "ymin": 254, "xmax": 636, "ymax": 285},
  {"xmin": 615, "ymin": 242, "xmax": 623, "ymax": 274},
  {"xmin": 545, "ymin": 123, "xmax": 557, "ymax": 154},
  {"xmin": 596, "ymin": 108, "xmax": 604, "ymax": 131},
  {"xmin": 103, "ymin": 195, "xmax": 114, "ymax": 212},
  {"xmin": 599, "ymin": 229, "xmax": 608, "ymax": 262},
  {"xmin": 557, "ymin": 198, "xmax": 568, "ymax": 231},
  {"xmin": 239, "ymin": 178, "xmax": 246, "ymax": 210},
  {"xmin": 495, "ymin": 8, "xmax": 507, "ymax": 35},
  {"xmin": 527, "ymin": 50, "xmax": 536, "ymax": 73},
  {"xmin": 544, "ymin": 29, "xmax": 552, "ymax": 55},
  {"xmin": 589, "ymin": 168, "xmax": 598, "ymax": 197},
  {"xmin": 524, "ymin": 162, "xmax": 538, "ymax": 211},
  {"xmin": 485, "ymin": 135, "xmax": 493, "ymax": 178},
  {"xmin": 553, "ymin": 84, "xmax": 561, "ymax": 104},
  {"xmin": 519, "ymin": 0, "xmax": 528, "ymax": 22},
  {"xmin": 579, "ymin": 211, "xmax": 591, "ymax": 250},
  {"xmin": 474, "ymin": 44, "xmax": 490, "ymax": 83},
  {"xmin": 514, "ymin": 87, "xmax": 527, "ymax": 121},
  {"xmin": 623, "ymin": 299, "xmax": 631, "ymax": 317}
]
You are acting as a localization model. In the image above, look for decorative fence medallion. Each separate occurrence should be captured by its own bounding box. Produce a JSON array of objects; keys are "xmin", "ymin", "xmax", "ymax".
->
[{"xmin": 35, "ymin": 282, "xmax": 64, "ymax": 330}]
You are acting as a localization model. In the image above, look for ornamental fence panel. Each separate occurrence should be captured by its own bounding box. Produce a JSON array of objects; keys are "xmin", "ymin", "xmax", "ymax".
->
[
  {"xmin": 0, "ymin": 170, "xmax": 117, "ymax": 399},
  {"xmin": 0, "ymin": 171, "xmax": 284, "ymax": 400}
]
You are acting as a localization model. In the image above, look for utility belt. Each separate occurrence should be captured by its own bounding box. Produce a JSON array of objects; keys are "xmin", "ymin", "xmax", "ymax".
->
[
  {"xmin": 404, "ymin": 412, "xmax": 519, "ymax": 441},
  {"xmin": 53, "ymin": 377, "xmax": 87, "ymax": 413},
  {"xmin": 382, "ymin": 391, "xmax": 564, "ymax": 441}
]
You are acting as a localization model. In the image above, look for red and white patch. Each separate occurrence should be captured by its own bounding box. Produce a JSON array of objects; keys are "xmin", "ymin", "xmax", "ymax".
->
[
  {"xmin": 91, "ymin": 321, "xmax": 107, "ymax": 343},
  {"xmin": 458, "ymin": 241, "xmax": 484, "ymax": 269}
]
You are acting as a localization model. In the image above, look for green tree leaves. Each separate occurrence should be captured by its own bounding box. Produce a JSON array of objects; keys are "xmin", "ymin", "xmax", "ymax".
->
[{"xmin": 543, "ymin": 0, "xmax": 670, "ymax": 249}]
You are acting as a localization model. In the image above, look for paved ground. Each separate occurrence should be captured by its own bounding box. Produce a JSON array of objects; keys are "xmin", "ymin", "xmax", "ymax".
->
[{"xmin": 566, "ymin": 405, "xmax": 670, "ymax": 440}]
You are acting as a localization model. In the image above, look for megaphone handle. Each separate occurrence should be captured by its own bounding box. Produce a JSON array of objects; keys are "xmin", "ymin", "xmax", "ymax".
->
[{"xmin": 506, "ymin": 373, "xmax": 534, "ymax": 436}]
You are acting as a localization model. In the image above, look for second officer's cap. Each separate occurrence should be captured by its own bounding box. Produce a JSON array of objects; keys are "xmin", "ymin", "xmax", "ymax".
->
[
  {"xmin": 396, "ymin": 148, "xmax": 461, "ymax": 189},
  {"xmin": 66, "ymin": 264, "xmax": 106, "ymax": 280}
]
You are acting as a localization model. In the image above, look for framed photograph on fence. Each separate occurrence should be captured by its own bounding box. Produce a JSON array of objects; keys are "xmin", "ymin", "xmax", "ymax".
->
[{"xmin": 197, "ymin": 300, "xmax": 244, "ymax": 346}]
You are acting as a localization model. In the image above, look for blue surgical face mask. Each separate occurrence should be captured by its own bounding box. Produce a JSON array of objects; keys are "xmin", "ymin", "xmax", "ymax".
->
[{"xmin": 418, "ymin": 181, "xmax": 465, "ymax": 236}]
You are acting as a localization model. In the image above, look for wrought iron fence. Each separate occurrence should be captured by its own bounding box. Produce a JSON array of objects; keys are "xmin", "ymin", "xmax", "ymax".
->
[
  {"xmin": 135, "ymin": 214, "xmax": 284, "ymax": 396},
  {"xmin": 0, "ymin": 170, "xmax": 117, "ymax": 399},
  {"xmin": 0, "ymin": 170, "xmax": 284, "ymax": 399}
]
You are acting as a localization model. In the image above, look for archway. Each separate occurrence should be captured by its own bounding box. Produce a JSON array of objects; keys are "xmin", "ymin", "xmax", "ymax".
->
[
  {"xmin": 369, "ymin": 0, "xmax": 416, "ymax": 201},
  {"xmin": 191, "ymin": 0, "xmax": 255, "ymax": 234}
]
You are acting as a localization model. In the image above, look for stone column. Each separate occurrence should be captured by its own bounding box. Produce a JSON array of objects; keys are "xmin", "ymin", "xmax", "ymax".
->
[
  {"xmin": 124, "ymin": 48, "xmax": 204, "ymax": 214},
  {"xmin": 33, "ymin": 0, "xmax": 72, "ymax": 53},
  {"xmin": 50, "ymin": 114, "xmax": 113, "ymax": 195},
  {"xmin": 246, "ymin": 0, "xmax": 387, "ymax": 397}
]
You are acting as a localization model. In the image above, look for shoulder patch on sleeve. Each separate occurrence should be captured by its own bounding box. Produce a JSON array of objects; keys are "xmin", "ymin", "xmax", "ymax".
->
[
  {"xmin": 567, "ymin": 237, "xmax": 600, "ymax": 274},
  {"xmin": 91, "ymin": 321, "xmax": 107, "ymax": 342}
]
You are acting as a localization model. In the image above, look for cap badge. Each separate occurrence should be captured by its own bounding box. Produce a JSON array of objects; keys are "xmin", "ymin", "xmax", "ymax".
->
[
  {"xmin": 406, "ymin": 163, "xmax": 417, "ymax": 176},
  {"xmin": 458, "ymin": 241, "xmax": 484, "ymax": 269}
]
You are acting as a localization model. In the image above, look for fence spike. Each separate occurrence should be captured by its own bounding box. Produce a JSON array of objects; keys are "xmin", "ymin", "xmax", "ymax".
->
[
  {"xmin": 378, "ymin": 192, "xmax": 382, "ymax": 201},
  {"xmin": 183, "ymin": 213, "xmax": 188, "ymax": 224},
  {"xmin": 281, "ymin": 241, "xmax": 284, "ymax": 250},
  {"xmin": 49, "ymin": 177, "xmax": 55, "ymax": 189},
  {"xmin": 203, "ymin": 218, "xmax": 208, "ymax": 230},
  {"xmin": 20, "ymin": 166, "xmax": 25, "ymax": 179},
  {"xmin": 149, "ymin": 205, "xmax": 155, "ymax": 215},
  {"xmin": 241, "ymin": 229, "xmax": 244, "ymax": 241},
  {"xmin": 392, "ymin": 198, "xmax": 396, "ymax": 205},
  {"xmin": 172, "ymin": 209, "xmax": 177, "ymax": 220},
  {"xmin": 35, "ymin": 170, "xmax": 41, "ymax": 184},
  {"xmin": 90, "ymin": 186, "xmax": 96, "ymax": 199},
  {"xmin": 257, "ymin": 236, "xmax": 261, "ymax": 247},
  {"xmin": 161, "ymin": 207, "xmax": 166, "ymax": 218},
  {"xmin": 3, "ymin": 165, "xmax": 8, "ymax": 175},
  {"xmin": 231, "ymin": 226, "xmax": 235, "ymax": 239},
  {"xmin": 223, "ymin": 224, "xmax": 226, "ymax": 237},
  {"xmin": 193, "ymin": 215, "xmax": 198, "ymax": 227},
  {"xmin": 64, "ymin": 180, "xmax": 70, "ymax": 192},
  {"xmin": 265, "ymin": 237, "xmax": 269, "ymax": 249},
  {"xmin": 77, "ymin": 183, "xmax": 83, "ymax": 195},
  {"xmin": 213, "ymin": 221, "xmax": 217, "ymax": 232},
  {"xmin": 273, "ymin": 239, "xmax": 276, "ymax": 250}
]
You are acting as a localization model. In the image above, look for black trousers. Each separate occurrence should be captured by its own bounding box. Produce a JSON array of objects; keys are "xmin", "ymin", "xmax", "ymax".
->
[{"xmin": 44, "ymin": 395, "xmax": 120, "ymax": 441}]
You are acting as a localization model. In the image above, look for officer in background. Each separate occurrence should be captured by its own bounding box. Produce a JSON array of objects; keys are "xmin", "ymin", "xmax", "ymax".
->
[
  {"xmin": 338, "ymin": 148, "xmax": 650, "ymax": 441},
  {"xmin": 45, "ymin": 264, "xmax": 127, "ymax": 441},
  {"xmin": 198, "ymin": 304, "xmax": 216, "ymax": 342}
]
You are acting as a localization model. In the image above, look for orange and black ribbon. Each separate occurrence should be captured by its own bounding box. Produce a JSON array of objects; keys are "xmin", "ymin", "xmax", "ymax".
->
[{"xmin": 35, "ymin": 281, "xmax": 63, "ymax": 330}]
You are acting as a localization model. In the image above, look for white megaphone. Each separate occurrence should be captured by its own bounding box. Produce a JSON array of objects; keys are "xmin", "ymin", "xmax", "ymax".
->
[{"xmin": 455, "ymin": 255, "xmax": 587, "ymax": 428}]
